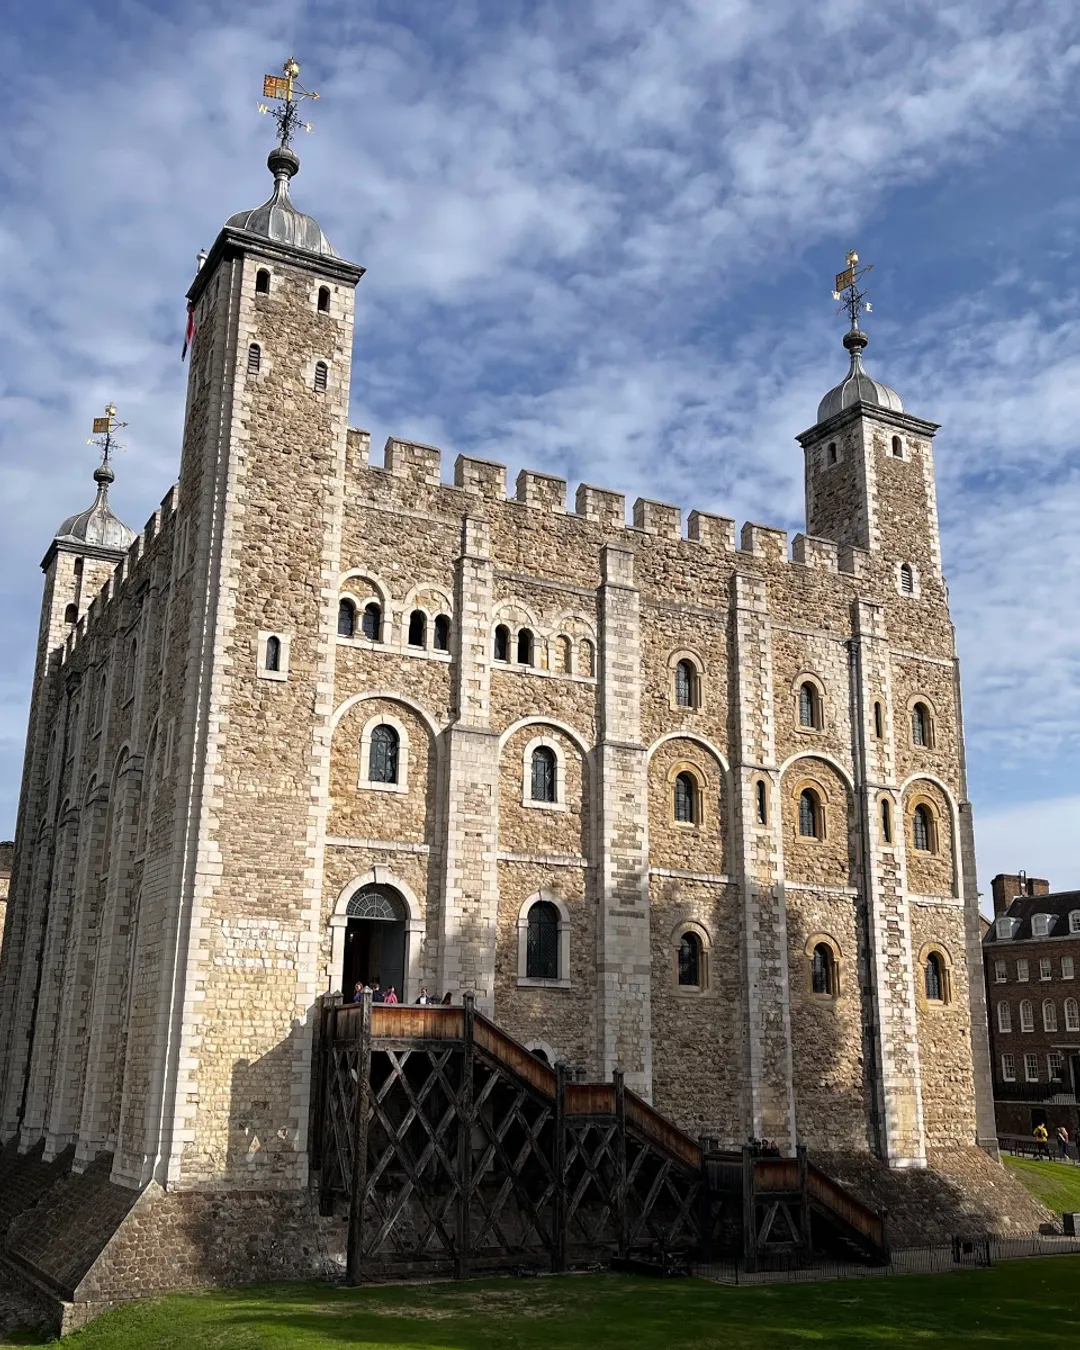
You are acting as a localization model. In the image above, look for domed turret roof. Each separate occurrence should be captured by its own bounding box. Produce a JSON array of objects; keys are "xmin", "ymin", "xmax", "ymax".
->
[
  {"xmin": 816, "ymin": 329, "xmax": 903, "ymax": 424},
  {"xmin": 55, "ymin": 460, "xmax": 134, "ymax": 552},
  {"xmin": 225, "ymin": 145, "xmax": 336, "ymax": 258}
]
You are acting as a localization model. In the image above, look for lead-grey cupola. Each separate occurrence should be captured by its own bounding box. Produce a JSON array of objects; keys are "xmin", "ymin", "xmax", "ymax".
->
[
  {"xmin": 225, "ymin": 145, "xmax": 337, "ymax": 257},
  {"xmin": 816, "ymin": 328, "xmax": 903, "ymax": 424},
  {"xmin": 55, "ymin": 459, "xmax": 134, "ymax": 552}
]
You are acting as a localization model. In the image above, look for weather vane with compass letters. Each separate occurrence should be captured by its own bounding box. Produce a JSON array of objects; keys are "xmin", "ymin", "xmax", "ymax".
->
[
  {"xmin": 258, "ymin": 56, "xmax": 320, "ymax": 148},
  {"xmin": 87, "ymin": 403, "xmax": 128, "ymax": 470},
  {"xmin": 832, "ymin": 249, "xmax": 874, "ymax": 332}
]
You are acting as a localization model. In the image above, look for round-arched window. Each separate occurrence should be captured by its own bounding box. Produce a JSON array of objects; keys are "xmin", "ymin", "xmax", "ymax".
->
[
  {"xmin": 526, "ymin": 901, "xmax": 559, "ymax": 979},
  {"xmin": 798, "ymin": 789, "xmax": 820, "ymax": 838},
  {"xmin": 674, "ymin": 771, "xmax": 698, "ymax": 824},
  {"xmin": 369, "ymin": 724, "xmax": 400, "ymax": 784},
  {"xmin": 912, "ymin": 804, "xmax": 932, "ymax": 852},
  {"xmin": 811, "ymin": 943, "xmax": 836, "ymax": 996},
  {"xmin": 678, "ymin": 932, "xmax": 702, "ymax": 987},
  {"xmin": 924, "ymin": 952, "xmax": 945, "ymax": 1001}
]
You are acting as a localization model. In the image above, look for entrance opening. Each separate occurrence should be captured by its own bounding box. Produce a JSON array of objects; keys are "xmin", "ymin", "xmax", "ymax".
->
[{"xmin": 342, "ymin": 885, "xmax": 406, "ymax": 999}]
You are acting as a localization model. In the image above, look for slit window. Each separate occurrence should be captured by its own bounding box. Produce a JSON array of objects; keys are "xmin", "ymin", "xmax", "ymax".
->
[
  {"xmin": 530, "ymin": 747, "xmax": 557, "ymax": 803},
  {"xmin": 873, "ymin": 701, "xmax": 884, "ymax": 739},
  {"xmin": 881, "ymin": 799, "xmax": 892, "ymax": 843},
  {"xmin": 361, "ymin": 602, "xmax": 381, "ymax": 642},
  {"xmin": 337, "ymin": 599, "xmax": 356, "ymax": 638},
  {"xmin": 755, "ymin": 780, "xmax": 768, "ymax": 825},
  {"xmin": 408, "ymin": 610, "xmax": 426, "ymax": 648},
  {"xmin": 798, "ymin": 788, "xmax": 820, "ymax": 839},
  {"xmin": 517, "ymin": 628, "xmax": 534, "ymax": 665},
  {"xmin": 247, "ymin": 342, "xmax": 261, "ymax": 375},
  {"xmin": 255, "ymin": 268, "xmax": 270, "ymax": 294},
  {"xmin": 891, "ymin": 435, "xmax": 903, "ymax": 458},
  {"xmin": 317, "ymin": 286, "xmax": 331, "ymax": 313},
  {"xmin": 678, "ymin": 933, "xmax": 702, "ymax": 988},
  {"xmin": 434, "ymin": 614, "xmax": 450, "ymax": 652},
  {"xmin": 494, "ymin": 625, "xmax": 510, "ymax": 662},
  {"xmin": 579, "ymin": 638, "xmax": 594, "ymax": 677},
  {"xmin": 265, "ymin": 635, "xmax": 281, "ymax": 672},
  {"xmin": 368, "ymin": 725, "xmax": 399, "ymax": 784},
  {"xmin": 526, "ymin": 901, "xmax": 559, "ymax": 980},
  {"xmin": 827, "ymin": 441, "xmax": 838, "ymax": 465},
  {"xmin": 314, "ymin": 360, "xmax": 328, "ymax": 392},
  {"xmin": 811, "ymin": 943, "xmax": 835, "ymax": 996},
  {"xmin": 674, "ymin": 772, "xmax": 698, "ymax": 825}
]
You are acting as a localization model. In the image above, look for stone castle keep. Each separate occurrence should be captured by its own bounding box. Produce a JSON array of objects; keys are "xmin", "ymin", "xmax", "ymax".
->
[{"xmin": 0, "ymin": 98, "xmax": 1045, "ymax": 1319}]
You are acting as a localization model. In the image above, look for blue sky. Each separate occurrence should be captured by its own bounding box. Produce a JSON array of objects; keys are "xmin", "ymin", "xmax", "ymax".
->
[{"xmin": 2, "ymin": 0, "xmax": 1078, "ymax": 899}]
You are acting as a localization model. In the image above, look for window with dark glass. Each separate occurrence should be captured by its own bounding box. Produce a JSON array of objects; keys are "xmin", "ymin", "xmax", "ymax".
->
[
  {"xmin": 675, "ymin": 659, "xmax": 696, "ymax": 707},
  {"xmin": 265, "ymin": 636, "xmax": 281, "ymax": 672},
  {"xmin": 434, "ymin": 614, "xmax": 450, "ymax": 651},
  {"xmin": 255, "ymin": 268, "xmax": 270, "ymax": 294},
  {"xmin": 361, "ymin": 602, "xmax": 381, "ymax": 642},
  {"xmin": 798, "ymin": 682, "xmax": 818, "ymax": 728},
  {"xmin": 912, "ymin": 804, "xmax": 932, "ymax": 852},
  {"xmin": 673, "ymin": 771, "xmax": 698, "ymax": 824},
  {"xmin": 314, "ymin": 360, "xmax": 328, "ymax": 392},
  {"xmin": 873, "ymin": 701, "xmax": 884, "ymax": 739},
  {"xmin": 317, "ymin": 286, "xmax": 331, "ymax": 313},
  {"xmin": 530, "ymin": 746, "xmax": 557, "ymax": 803},
  {"xmin": 811, "ymin": 943, "xmax": 835, "ymax": 995},
  {"xmin": 924, "ymin": 953, "xmax": 944, "ymax": 1001},
  {"xmin": 517, "ymin": 628, "xmax": 534, "ymax": 665},
  {"xmin": 891, "ymin": 435, "xmax": 903, "ymax": 458},
  {"xmin": 494, "ymin": 625, "xmax": 510, "ymax": 662},
  {"xmin": 247, "ymin": 342, "xmax": 261, "ymax": 375},
  {"xmin": 827, "ymin": 441, "xmax": 838, "ymax": 464},
  {"xmin": 337, "ymin": 599, "xmax": 356, "ymax": 638},
  {"xmin": 526, "ymin": 901, "xmax": 559, "ymax": 979},
  {"xmin": 678, "ymin": 933, "xmax": 702, "ymax": 987},
  {"xmin": 408, "ymin": 610, "xmax": 426, "ymax": 647},
  {"xmin": 912, "ymin": 703, "xmax": 929, "ymax": 747},
  {"xmin": 369, "ymin": 724, "xmax": 399, "ymax": 784},
  {"xmin": 799, "ymin": 789, "xmax": 819, "ymax": 838},
  {"xmin": 881, "ymin": 799, "xmax": 892, "ymax": 843},
  {"xmin": 755, "ymin": 780, "xmax": 768, "ymax": 825}
]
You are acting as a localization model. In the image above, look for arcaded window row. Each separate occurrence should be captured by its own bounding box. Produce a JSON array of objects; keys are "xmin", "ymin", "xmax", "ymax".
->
[{"xmin": 995, "ymin": 997, "xmax": 1080, "ymax": 1034}]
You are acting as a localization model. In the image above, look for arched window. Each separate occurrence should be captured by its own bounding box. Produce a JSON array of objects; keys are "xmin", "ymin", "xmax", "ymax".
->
[
  {"xmin": 247, "ymin": 342, "xmax": 261, "ymax": 375},
  {"xmin": 1065, "ymin": 997, "xmax": 1080, "ymax": 1032},
  {"xmin": 361, "ymin": 602, "xmax": 381, "ymax": 642},
  {"xmin": 368, "ymin": 725, "xmax": 399, "ymax": 784},
  {"xmin": 317, "ymin": 286, "xmax": 331, "ymax": 313},
  {"xmin": 494, "ymin": 624, "xmax": 510, "ymax": 662},
  {"xmin": 798, "ymin": 788, "xmax": 820, "ymax": 839},
  {"xmin": 1043, "ymin": 1000, "xmax": 1058, "ymax": 1032},
  {"xmin": 314, "ymin": 360, "xmax": 328, "ymax": 392},
  {"xmin": 434, "ymin": 614, "xmax": 450, "ymax": 652},
  {"xmin": 337, "ymin": 598, "xmax": 356, "ymax": 638},
  {"xmin": 899, "ymin": 563, "xmax": 915, "ymax": 595},
  {"xmin": 64, "ymin": 603, "xmax": 78, "ymax": 625},
  {"xmin": 811, "ymin": 943, "xmax": 835, "ymax": 996},
  {"xmin": 255, "ymin": 268, "xmax": 270, "ymax": 294},
  {"xmin": 881, "ymin": 799, "xmax": 892, "ymax": 844},
  {"xmin": 912, "ymin": 804, "xmax": 932, "ymax": 852},
  {"xmin": 579, "ymin": 638, "xmax": 595, "ymax": 677},
  {"xmin": 408, "ymin": 610, "xmax": 426, "ymax": 648},
  {"xmin": 526, "ymin": 900, "xmax": 559, "ymax": 979},
  {"xmin": 912, "ymin": 703, "xmax": 931, "ymax": 747},
  {"xmin": 997, "ymin": 1001, "xmax": 1012, "ymax": 1033},
  {"xmin": 755, "ymin": 780, "xmax": 768, "ymax": 825},
  {"xmin": 827, "ymin": 441, "xmax": 838, "ymax": 464},
  {"xmin": 924, "ymin": 952, "xmax": 945, "ymax": 1001},
  {"xmin": 674, "ymin": 771, "xmax": 698, "ymax": 824},
  {"xmin": 517, "ymin": 628, "xmax": 534, "ymax": 665},
  {"xmin": 530, "ymin": 747, "xmax": 557, "ymax": 803},
  {"xmin": 1019, "ymin": 999, "xmax": 1034, "ymax": 1032},
  {"xmin": 891, "ymin": 435, "xmax": 903, "ymax": 458},
  {"xmin": 798, "ymin": 682, "xmax": 820, "ymax": 729},
  {"xmin": 265, "ymin": 635, "xmax": 281, "ymax": 673},
  {"xmin": 678, "ymin": 933, "xmax": 702, "ymax": 987},
  {"xmin": 873, "ymin": 701, "xmax": 884, "ymax": 739},
  {"xmin": 554, "ymin": 635, "xmax": 571, "ymax": 673},
  {"xmin": 675, "ymin": 659, "xmax": 697, "ymax": 708}
]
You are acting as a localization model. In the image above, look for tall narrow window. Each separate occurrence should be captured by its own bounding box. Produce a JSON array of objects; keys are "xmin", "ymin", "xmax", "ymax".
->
[
  {"xmin": 255, "ymin": 268, "xmax": 270, "ymax": 294},
  {"xmin": 1065, "ymin": 997, "xmax": 1080, "ymax": 1032},
  {"xmin": 1043, "ymin": 1000, "xmax": 1058, "ymax": 1032},
  {"xmin": 265, "ymin": 635, "xmax": 281, "ymax": 673},
  {"xmin": 755, "ymin": 780, "xmax": 768, "ymax": 825},
  {"xmin": 674, "ymin": 772, "xmax": 697, "ymax": 824},
  {"xmin": 317, "ymin": 286, "xmax": 331, "ymax": 313},
  {"xmin": 678, "ymin": 933, "xmax": 702, "ymax": 987},
  {"xmin": 1024, "ymin": 1053, "xmax": 1039, "ymax": 1083},
  {"xmin": 798, "ymin": 789, "xmax": 820, "ymax": 839},
  {"xmin": 530, "ymin": 747, "xmax": 557, "ymax": 803},
  {"xmin": 899, "ymin": 563, "xmax": 915, "ymax": 594},
  {"xmin": 434, "ymin": 614, "xmax": 450, "ymax": 652},
  {"xmin": 526, "ymin": 901, "xmax": 559, "ymax": 979},
  {"xmin": 361, "ymin": 602, "xmax": 381, "ymax": 642},
  {"xmin": 579, "ymin": 638, "xmax": 595, "ymax": 677},
  {"xmin": 881, "ymin": 799, "xmax": 892, "ymax": 843},
  {"xmin": 368, "ymin": 725, "xmax": 399, "ymax": 784},
  {"xmin": 517, "ymin": 629, "xmax": 534, "ymax": 665},
  {"xmin": 1063, "ymin": 956, "xmax": 1075, "ymax": 980},
  {"xmin": 1020, "ymin": 999, "xmax": 1034, "ymax": 1032},
  {"xmin": 675, "ymin": 660, "xmax": 696, "ymax": 708},
  {"xmin": 912, "ymin": 804, "xmax": 932, "ymax": 852},
  {"xmin": 891, "ymin": 435, "xmax": 903, "ymax": 458},
  {"xmin": 494, "ymin": 625, "xmax": 510, "ymax": 662},
  {"xmin": 798, "ymin": 682, "xmax": 819, "ymax": 729},
  {"xmin": 1001, "ymin": 1053, "xmax": 1015, "ymax": 1082},
  {"xmin": 912, "ymin": 703, "xmax": 930, "ymax": 747},
  {"xmin": 1049, "ymin": 1051, "xmax": 1064, "ymax": 1081},
  {"xmin": 247, "ymin": 342, "xmax": 261, "ymax": 375},
  {"xmin": 314, "ymin": 360, "xmax": 328, "ymax": 392},
  {"xmin": 811, "ymin": 943, "xmax": 835, "ymax": 996},
  {"xmin": 873, "ymin": 701, "xmax": 884, "ymax": 739},
  {"xmin": 993, "ymin": 959, "xmax": 1007, "ymax": 983},
  {"xmin": 924, "ymin": 952, "xmax": 944, "ymax": 1002},
  {"xmin": 124, "ymin": 638, "xmax": 138, "ymax": 700},
  {"xmin": 997, "ymin": 1002, "xmax": 1011, "ymax": 1033},
  {"xmin": 554, "ymin": 635, "xmax": 571, "ymax": 673},
  {"xmin": 827, "ymin": 441, "xmax": 838, "ymax": 464},
  {"xmin": 337, "ymin": 599, "xmax": 356, "ymax": 638},
  {"xmin": 408, "ymin": 610, "xmax": 426, "ymax": 648}
]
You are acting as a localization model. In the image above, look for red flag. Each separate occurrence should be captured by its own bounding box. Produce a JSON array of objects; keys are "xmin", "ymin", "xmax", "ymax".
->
[{"xmin": 181, "ymin": 302, "xmax": 195, "ymax": 360}]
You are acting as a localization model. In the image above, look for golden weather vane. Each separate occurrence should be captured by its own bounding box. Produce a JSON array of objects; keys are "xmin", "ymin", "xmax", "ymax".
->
[
  {"xmin": 831, "ymin": 249, "xmax": 874, "ymax": 332},
  {"xmin": 87, "ymin": 403, "xmax": 128, "ymax": 469},
  {"xmin": 257, "ymin": 56, "xmax": 320, "ymax": 148}
]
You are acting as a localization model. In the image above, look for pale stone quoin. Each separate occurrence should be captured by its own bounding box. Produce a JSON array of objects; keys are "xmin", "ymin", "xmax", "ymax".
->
[{"xmin": 0, "ymin": 122, "xmax": 1041, "ymax": 1314}]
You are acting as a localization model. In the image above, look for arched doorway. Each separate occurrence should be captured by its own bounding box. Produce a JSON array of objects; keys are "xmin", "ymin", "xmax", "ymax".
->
[{"xmin": 342, "ymin": 885, "xmax": 407, "ymax": 998}]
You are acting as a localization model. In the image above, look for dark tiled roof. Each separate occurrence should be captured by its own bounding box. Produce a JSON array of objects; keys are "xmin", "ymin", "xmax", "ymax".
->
[{"xmin": 983, "ymin": 890, "xmax": 1080, "ymax": 944}]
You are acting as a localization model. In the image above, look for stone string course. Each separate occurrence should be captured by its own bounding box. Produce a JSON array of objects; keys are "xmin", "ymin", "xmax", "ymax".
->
[{"xmin": 0, "ymin": 212, "xmax": 1018, "ymax": 1319}]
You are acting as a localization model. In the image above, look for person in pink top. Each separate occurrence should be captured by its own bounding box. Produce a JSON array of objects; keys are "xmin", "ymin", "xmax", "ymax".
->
[{"xmin": 383, "ymin": 986, "xmax": 398, "ymax": 1005}]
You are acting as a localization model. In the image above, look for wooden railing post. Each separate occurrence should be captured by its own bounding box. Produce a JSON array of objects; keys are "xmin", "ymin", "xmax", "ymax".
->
[
  {"xmin": 796, "ymin": 1143, "xmax": 812, "ymax": 1256},
  {"xmin": 456, "ymin": 992, "xmax": 475, "ymax": 1279},
  {"xmin": 742, "ymin": 1145, "xmax": 756, "ymax": 1272},
  {"xmin": 345, "ymin": 993, "xmax": 373, "ymax": 1286},
  {"xmin": 554, "ymin": 1061, "xmax": 568, "ymax": 1272},
  {"xmin": 317, "ymin": 1001, "xmax": 336, "ymax": 1216},
  {"xmin": 613, "ymin": 1067, "xmax": 628, "ymax": 1259}
]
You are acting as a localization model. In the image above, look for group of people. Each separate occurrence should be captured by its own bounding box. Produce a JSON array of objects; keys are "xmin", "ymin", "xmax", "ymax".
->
[
  {"xmin": 351, "ymin": 982, "xmax": 453, "ymax": 1006},
  {"xmin": 1031, "ymin": 1122, "xmax": 1073, "ymax": 1161},
  {"xmin": 747, "ymin": 1138, "xmax": 783, "ymax": 1158}
]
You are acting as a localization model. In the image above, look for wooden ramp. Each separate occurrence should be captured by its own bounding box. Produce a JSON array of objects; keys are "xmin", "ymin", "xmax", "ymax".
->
[{"xmin": 310, "ymin": 996, "xmax": 887, "ymax": 1279}]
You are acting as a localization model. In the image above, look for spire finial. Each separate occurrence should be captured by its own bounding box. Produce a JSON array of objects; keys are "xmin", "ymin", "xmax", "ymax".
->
[
  {"xmin": 86, "ymin": 403, "xmax": 127, "ymax": 488},
  {"xmin": 258, "ymin": 56, "xmax": 320, "ymax": 150},
  {"xmin": 831, "ymin": 249, "xmax": 874, "ymax": 353}
]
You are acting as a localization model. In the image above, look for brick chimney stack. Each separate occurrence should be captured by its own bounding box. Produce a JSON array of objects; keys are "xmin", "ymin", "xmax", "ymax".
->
[{"xmin": 990, "ymin": 872, "xmax": 1051, "ymax": 917}]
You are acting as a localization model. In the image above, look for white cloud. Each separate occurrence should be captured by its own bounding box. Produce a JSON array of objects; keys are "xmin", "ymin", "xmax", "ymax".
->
[{"xmin": 976, "ymin": 795, "xmax": 1080, "ymax": 903}]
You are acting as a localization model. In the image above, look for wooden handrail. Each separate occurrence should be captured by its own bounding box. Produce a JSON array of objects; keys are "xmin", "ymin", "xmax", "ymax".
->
[
  {"xmin": 473, "ymin": 1016, "xmax": 557, "ymax": 1097},
  {"xmin": 624, "ymin": 1089, "xmax": 701, "ymax": 1169},
  {"xmin": 805, "ymin": 1162, "xmax": 885, "ymax": 1248}
]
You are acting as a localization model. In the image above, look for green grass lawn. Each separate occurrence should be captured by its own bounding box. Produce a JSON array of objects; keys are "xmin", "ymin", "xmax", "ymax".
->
[
  {"xmin": 1004, "ymin": 1154, "xmax": 1080, "ymax": 1214},
  {"xmin": 6, "ymin": 1259, "xmax": 1080, "ymax": 1349}
]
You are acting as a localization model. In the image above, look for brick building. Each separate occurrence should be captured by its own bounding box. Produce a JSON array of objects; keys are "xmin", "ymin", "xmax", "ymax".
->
[
  {"xmin": 0, "ymin": 75, "xmax": 1045, "ymax": 1311},
  {"xmin": 984, "ymin": 873, "xmax": 1080, "ymax": 1143}
]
